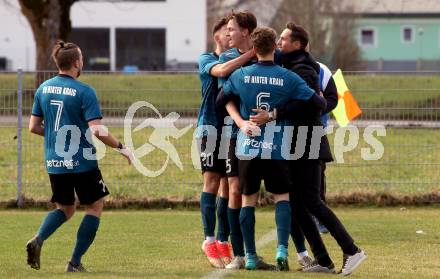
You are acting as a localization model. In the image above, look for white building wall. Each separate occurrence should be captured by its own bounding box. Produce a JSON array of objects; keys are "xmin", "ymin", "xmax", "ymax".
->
[
  {"xmin": 0, "ymin": 1, "xmax": 36, "ymax": 70},
  {"xmin": 0, "ymin": 0, "xmax": 206, "ymax": 71}
]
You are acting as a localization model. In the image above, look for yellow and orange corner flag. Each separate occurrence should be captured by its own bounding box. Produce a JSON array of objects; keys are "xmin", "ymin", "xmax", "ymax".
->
[{"xmin": 331, "ymin": 69, "xmax": 362, "ymax": 127}]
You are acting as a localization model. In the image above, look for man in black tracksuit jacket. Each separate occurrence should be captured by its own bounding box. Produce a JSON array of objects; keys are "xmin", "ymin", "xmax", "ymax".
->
[{"xmin": 251, "ymin": 23, "xmax": 366, "ymax": 275}]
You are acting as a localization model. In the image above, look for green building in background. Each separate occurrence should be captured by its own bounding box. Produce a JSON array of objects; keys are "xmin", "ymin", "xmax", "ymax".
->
[{"xmin": 351, "ymin": 0, "xmax": 440, "ymax": 71}]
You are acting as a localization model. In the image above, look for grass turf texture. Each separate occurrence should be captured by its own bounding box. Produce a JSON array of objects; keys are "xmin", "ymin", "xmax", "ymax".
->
[
  {"xmin": 1, "ymin": 207, "xmax": 440, "ymax": 278},
  {"xmin": 0, "ymin": 126, "xmax": 439, "ymax": 202}
]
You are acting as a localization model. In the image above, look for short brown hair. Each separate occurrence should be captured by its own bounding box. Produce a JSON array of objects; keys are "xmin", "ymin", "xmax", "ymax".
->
[
  {"xmin": 250, "ymin": 27, "xmax": 277, "ymax": 56},
  {"xmin": 212, "ymin": 17, "xmax": 228, "ymax": 35},
  {"xmin": 285, "ymin": 22, "xmax": 309, "ymax": 49},
  {"xmin": 227, "ymin": 10, "xmax": 257, "ymax": 34},
  {"xmin": 52, "ymin": 41, "xmax": 81, "ymax": 71}
]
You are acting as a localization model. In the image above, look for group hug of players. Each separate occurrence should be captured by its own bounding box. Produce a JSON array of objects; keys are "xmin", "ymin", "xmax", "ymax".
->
[{"xmin": 196, "ymin": 10, "xmax": 367, "ymax": 275}]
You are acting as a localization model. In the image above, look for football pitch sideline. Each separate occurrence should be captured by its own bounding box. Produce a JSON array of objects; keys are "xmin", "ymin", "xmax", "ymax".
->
[{"xmin": 1, "ymin": 207, "xmax": 440, "ymax": 279}]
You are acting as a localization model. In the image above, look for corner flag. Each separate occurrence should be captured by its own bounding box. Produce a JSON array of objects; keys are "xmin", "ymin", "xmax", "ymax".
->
[{"xmin": 332, "ymin": 69, "xmax": 362, "ymax": 127}]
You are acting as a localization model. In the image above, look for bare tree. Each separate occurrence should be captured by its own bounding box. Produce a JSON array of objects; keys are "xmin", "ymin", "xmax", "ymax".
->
[
  {"xmin": 330, "ymin": 5, "xmax": 363, "ymax": 71},
  {"xmin": 206, "ymin": 0, "xmax": 240, "ymax": 50},
  {"xmin": 17, "ymin": 0, "xmax": 78, "ymax": 85},
  {"xmin": 270, "ymin": 0, "xmax": 363, "ymax": 70}
]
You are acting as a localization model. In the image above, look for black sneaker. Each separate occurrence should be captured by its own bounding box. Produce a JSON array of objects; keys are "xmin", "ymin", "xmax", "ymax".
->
[
  {"xmin": 26, "ymin": 236, "xmax": 42, "ymax": 270},
  {"xmin": 301, "ymin": 259, "xmax": 336, "ymax": 273},
  {"xmin": 66, "ymin": 261, "xmax": 87, "ymax": 272}
]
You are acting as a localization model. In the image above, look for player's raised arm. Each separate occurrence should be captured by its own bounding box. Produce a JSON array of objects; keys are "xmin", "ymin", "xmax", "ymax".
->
[{"xmin": 210, "ymin": 49, "xmax": 254, "ymax": 78}]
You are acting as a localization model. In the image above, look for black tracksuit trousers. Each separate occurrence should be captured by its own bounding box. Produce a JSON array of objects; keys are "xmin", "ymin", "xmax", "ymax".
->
[{"xmin": 289, "ymin": 159, "xmax": 358, "ymax": 263}]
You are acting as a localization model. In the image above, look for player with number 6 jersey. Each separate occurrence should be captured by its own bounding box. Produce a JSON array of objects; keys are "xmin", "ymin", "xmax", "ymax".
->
[{"xmin": 217, "ymin": 27, "xmax": 326, "ymax": 271}]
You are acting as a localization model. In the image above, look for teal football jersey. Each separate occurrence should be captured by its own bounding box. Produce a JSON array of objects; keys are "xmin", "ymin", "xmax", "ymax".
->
[
  {"xmin": 196, "ymin": 52, "xmax": 222, "ymax": 137},
  {"xmin": 223, "ymin": 61, "xmax": 315, "ymax": 160},
  {"xmin": 32, "ymin": 74, "xmax": 102, "ymax": 174}
]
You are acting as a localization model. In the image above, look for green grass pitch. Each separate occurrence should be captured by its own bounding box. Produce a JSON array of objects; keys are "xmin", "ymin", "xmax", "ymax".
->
[{"xmin": 1, "ymin": 207, "xmax": 440, "ymax": 278}]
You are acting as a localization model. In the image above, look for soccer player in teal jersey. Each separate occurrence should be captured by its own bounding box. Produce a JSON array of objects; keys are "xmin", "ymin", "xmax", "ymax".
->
[
  {"xmin": 250, "ymin": 24, "xmax": 367, "ymax": 275},
  {"xmin": 215, "ymin": 11, "xmax": 261, "ymax": 270},
  {"xmin": 27, "ymin": 41, "xmax": 133, "ymax": 272},
  {"xmin": 218, "ymin": 27, "xmax": 326, "ymax": 271},
  {"xmin": 197, "ymin": 16, "xmax": 255, "ymax": 269}
]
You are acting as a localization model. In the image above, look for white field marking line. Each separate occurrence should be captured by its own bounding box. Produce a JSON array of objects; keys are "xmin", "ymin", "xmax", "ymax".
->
[{"xmin": 200, "ymin": 229, "xmax": 277, "ymax": 279}]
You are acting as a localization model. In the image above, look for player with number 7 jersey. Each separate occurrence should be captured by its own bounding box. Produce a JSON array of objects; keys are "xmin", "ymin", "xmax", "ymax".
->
[
  {"xmin": 27, "ymin": 41, "xmax": 133, "ymax": 273},
  {"xmin": 33, "ymin": 72, "xmax": 104, "ymax": 173}
]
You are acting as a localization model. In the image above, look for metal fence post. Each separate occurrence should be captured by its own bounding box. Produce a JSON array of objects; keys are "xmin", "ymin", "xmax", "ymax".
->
[{"xmin": 17, "ymin": 69, "xmax": 24, "ymax": 208}]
